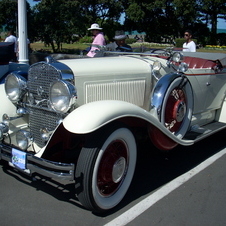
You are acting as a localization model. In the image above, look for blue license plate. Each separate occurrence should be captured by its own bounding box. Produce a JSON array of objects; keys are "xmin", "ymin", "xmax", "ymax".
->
[{"xmin": 12, "ymin": 148, "xmax": 26, "ymax": 170}]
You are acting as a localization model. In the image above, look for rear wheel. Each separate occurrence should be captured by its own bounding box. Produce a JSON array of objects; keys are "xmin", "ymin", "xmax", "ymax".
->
[{"xmin": 75, "ymin": 126, "xmax": 137, "ymax": 212}]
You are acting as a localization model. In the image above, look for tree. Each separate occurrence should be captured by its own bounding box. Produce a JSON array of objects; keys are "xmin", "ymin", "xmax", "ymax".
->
[
  {"xmin": 0, "ymin": 0, "xmax": 18, "ymax": 34},
  {"xmin": 0, "ymin": 0, "xmax": 34, "ymax": 41},
  {"xmin": 124, "ymin": 0, "xmax": 170, "ymax": 42},
  {"xmin": 172, "ymin": 0, "xmax": 200, "ymax": 34},
  {"xmin": 32, "ymin": 0, "xmax": 124, "ymax": 52},
  {"xmin": 124, "ymin": 0, "xmax": 200, "ymax": 42},
  {"xmin": 33, "ymin": 0, "xmax": 80, "ymax": 52},
  {"xmin": 124, "ymin": 0, "xmax": 212, "ymax": 45},
  {"xmin": 76, "ymin": 0, "xmax": 124, "ymax": 39},
  {"xmin": 1, "ymin": 0, "xmax": 223, "ymax": 49},
  {"xmin": 198, "ymin": 0, "xmax": 226, "ymax": 44}
]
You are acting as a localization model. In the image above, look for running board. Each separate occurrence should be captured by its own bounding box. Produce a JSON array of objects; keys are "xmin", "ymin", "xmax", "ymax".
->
[{"xmin": 183, "ymin": 121, "xmax": 226, "ymax": 142}]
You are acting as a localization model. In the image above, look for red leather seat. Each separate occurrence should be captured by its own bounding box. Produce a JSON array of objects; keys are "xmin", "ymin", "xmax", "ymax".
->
[{"xmin": 183, "ymin": 56, "xmax": 216, "ymax": 69}]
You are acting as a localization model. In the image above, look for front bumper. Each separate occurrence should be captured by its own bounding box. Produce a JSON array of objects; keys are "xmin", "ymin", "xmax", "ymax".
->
[{"xmin": 0, "ymin": 143, "xmax": 75, "ymax": 181}]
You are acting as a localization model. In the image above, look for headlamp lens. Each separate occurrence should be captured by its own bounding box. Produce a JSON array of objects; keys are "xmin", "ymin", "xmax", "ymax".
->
[
  {"xmin": 5, "ymin": 73, "xmax": 27, "ymax": 103},
  {"xmin": 49, "ymin": 80, "xmax": 77, "ymax": 113}
]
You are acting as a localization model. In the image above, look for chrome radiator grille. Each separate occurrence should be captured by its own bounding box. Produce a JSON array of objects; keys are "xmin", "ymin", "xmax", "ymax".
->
[
  {"xmin": 29, "ymin": 107, "xmax": 61, "ymax": 147},
  {"xmin": 27, "ymin": 62, "xmax": 62, "ymax": 148},
  {"xmin": 28, "ymin": 62, "xmax": 62, "ymax": 104},
  {"xmin": 85, "ymin": 79, "xmax": 146, "ymax": 106}
]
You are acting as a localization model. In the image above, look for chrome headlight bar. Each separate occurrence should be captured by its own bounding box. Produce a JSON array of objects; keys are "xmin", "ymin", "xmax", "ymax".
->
[{"xmin": 5, "ymin": 72, "xmax": 77, "ymax": 115}]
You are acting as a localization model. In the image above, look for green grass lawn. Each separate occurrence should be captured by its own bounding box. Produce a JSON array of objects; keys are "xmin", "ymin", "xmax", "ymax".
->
[
  {"xmin": 197, "ymin": 48, "xmax": 226, "ymax": 53},
  {"xmin": 30, "ymin": 42, "xmax": 226, "ymax": 54},
  {"xmin": 31, "ymin": 42, "xmax": 88, "ymax": 54}
]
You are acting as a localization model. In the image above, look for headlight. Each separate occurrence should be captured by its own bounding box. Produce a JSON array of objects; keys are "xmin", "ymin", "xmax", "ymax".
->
[
  {"xmin": 49, "ymin": 80, "xmax": 77, "ymax": 113},
  {"xmin": 152, "ymin": 61, "xmax": 162, "ymax": 80},
  {"xmin": 153, "ymin": 61, "xmax": 161, "ymax": 72},
  {"xmin": 40, "ymin": 127, "xmax": 51, "ymax": 141},
  {"xmin": 172, "ymin": 52, "xmax": 183, "ymax": 63},
  {"xmin": 2, "ymin": 114, "xmax": 10, "ymax": 126},
  {"xmin": 5, "ymin": 73, "xmax": 27, "ymax": 103},
  {"xmin": 16, "ymin": 130, "xmax": 33, "ymax": 150},
  {"xmin": 0, "ymin": 122, "xmax": 9, "ymax": 140},
  {"xmin": 178, "ymin": 62, "xmax": 188, "ymax": 73}
]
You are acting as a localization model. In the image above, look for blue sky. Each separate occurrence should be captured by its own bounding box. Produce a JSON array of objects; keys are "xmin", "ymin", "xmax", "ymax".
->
[
  {"xmin": 27, "ymin": 0, "xmax": 38, "ymax": 7},
  {"xmin": 27, "ymin": 0, "xmax": 225, "ymax": 29},
  {"xmin": 218, "ymin": 19, "xmax": 225, "ymax": 29}
]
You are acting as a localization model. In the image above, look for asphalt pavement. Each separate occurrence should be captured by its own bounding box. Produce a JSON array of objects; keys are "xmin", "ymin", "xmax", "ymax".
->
[
  {"xmin": 1, "ymin": 129, "xmax": 226, "ymax": 225},
  {"xmin": 121, "ymin": 151, "xmax": 226, "ymax": 226}
]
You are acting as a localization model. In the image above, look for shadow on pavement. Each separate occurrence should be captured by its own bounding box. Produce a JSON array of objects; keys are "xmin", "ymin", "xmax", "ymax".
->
[{"xmin": 1, "ymin": 129, "xmax": 226, "ymax": 217}]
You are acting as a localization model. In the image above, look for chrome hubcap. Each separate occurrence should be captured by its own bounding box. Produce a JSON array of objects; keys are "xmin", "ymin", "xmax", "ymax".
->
[{"xmin": 112, "ymin": 157, "xmax": 126, "ymax": 183}]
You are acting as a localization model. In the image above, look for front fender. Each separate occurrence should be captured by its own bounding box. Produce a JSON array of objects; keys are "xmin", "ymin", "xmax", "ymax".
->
[
  {"xmin": 63, "ymin": 100, "xmax": 146, "ymax": 134},
  {"xmin": 62, "ymin": 100, "xmax": 194, "ymax": 146},
  {"xmin": 0, "ymin": 84, "xmax": 16, "ymax": 117}
]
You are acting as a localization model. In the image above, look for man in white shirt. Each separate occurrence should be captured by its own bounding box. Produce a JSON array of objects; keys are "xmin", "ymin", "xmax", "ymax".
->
[
  {"xmin": 183, "ymin": 30, "xmax": 196, "ymax": 52},
  {"xmin": 4, "ymin": 30, "xmax": 18, "ymax": 61}
]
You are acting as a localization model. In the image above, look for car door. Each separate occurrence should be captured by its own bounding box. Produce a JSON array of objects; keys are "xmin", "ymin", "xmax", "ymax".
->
[{"xmin": 204, "ymin": 71, "xmax": 226, "ymax": 111}]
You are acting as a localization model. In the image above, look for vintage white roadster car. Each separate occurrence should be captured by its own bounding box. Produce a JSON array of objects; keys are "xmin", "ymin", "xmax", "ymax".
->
[{"xmin": 0, "ymin": 47, "xmax": 226, "ymax": 212}]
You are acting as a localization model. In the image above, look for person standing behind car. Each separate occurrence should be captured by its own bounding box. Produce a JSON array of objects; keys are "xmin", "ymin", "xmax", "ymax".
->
[
  {"xmin": 183, "ymin": 30, "xmax": 196, "ymax": 52},
  {"xmin": 107, "ymin": 31, "xmax": 132, "ymax": 52},
  {"xmin": 4, "ymin": 30, "xmax": 18, "ymax": 61},
  {"xmin": 87, "ymin": 23, "xmax": 106, "ymax": 57}
]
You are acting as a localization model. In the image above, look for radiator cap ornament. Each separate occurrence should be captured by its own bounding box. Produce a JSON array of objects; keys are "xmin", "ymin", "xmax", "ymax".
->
[{"xmin": 37, "ymin": 86, "xmax": 45, "ymax": 97}]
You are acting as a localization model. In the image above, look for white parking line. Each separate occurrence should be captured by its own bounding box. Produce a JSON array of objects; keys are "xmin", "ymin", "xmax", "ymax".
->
[{"xmin": 104, "ymin": 148, "xmax": 226, "ymax": 226}]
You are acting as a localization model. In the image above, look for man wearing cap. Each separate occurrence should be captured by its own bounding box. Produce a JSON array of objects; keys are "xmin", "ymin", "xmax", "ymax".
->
[
  {"xmin": 87, "ymin": 23, "xmax": 106, "ymax": 57},
  {"xmin": 107, "ymin": 31, "xmax": 132, "ymax": 52}
]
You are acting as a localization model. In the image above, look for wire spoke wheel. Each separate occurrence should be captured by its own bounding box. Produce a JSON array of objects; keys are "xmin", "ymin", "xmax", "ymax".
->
[
  {"xmin": 164, "ymin": 88, "xmax": 187, "ymax": 132},
  {"xmin": 161, "ymin": 77, "xmax": 193, "ymax": 138}
]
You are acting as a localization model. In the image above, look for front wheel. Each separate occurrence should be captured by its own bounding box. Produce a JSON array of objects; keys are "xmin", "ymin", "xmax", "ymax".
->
[{"xmin": 75, "ymin": 126, "xmax": 137, "ymax": 212}]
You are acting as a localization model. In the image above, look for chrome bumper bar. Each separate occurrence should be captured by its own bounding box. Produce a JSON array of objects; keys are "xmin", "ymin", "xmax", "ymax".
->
[{"xmin": 0, "ymin": 144, "xmax": 75, "ymax": 181}]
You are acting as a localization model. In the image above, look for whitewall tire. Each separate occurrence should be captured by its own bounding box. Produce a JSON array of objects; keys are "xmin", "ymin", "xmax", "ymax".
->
[{"xmin": 75, "ymin": 126, "xmax": 137, "ymax": 212}]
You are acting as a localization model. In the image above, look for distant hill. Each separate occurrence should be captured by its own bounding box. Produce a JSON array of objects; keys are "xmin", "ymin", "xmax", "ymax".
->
[{"xmin": 217, "ymin": 29, "xmax": 226, "ymax": 34}]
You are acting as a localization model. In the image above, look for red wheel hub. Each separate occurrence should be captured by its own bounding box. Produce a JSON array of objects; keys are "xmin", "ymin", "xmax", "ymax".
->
[
  {"xmin": 97, "ymin": 140, "xmax": 128, "ymax": 196},
  {"xmin": 164, "ymin": 88, "xmax": 187, "ymax": 132},
  {"xmin": 172, "ymin": 100, "xmax": 186, "ymax": 122}
]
